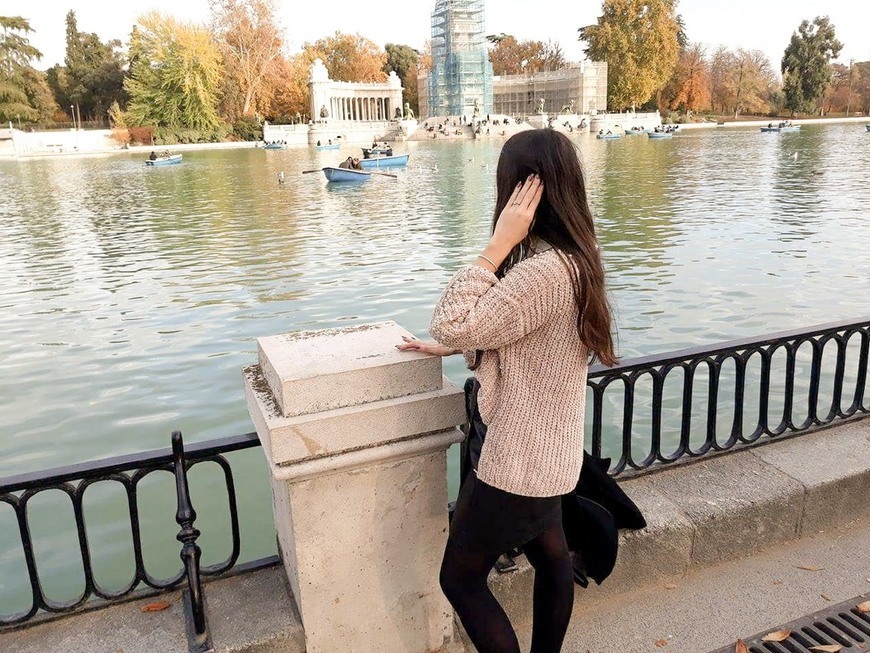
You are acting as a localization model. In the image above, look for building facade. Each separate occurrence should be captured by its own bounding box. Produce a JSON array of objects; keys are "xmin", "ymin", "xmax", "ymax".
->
[
  {"xmin": 424, "ymin": 0, "xmax": 493, "ymax": 120},
  {"xmin": 308, "ymin": 59, "xmax": 404, "ymax": 123},
  {"xmin": 492, "ymin": 61, "xmax": 608, "ymax": 118}
]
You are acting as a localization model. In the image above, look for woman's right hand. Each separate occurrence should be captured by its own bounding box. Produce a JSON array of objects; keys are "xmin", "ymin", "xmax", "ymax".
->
[{"xmin": 395, "ymin": 336, "xmax": 459, "ymax": 357}]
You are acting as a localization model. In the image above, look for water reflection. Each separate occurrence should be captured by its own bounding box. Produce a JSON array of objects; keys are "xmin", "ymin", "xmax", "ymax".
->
[{"xmin": 1, "ymin": 126, "xmax": 869, "ymax": 610}]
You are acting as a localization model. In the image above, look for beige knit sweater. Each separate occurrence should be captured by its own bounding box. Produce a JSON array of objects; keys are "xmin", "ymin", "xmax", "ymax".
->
[{"xmin": 429, "ymin": 249, "xmax": 588, "ymax": 497}]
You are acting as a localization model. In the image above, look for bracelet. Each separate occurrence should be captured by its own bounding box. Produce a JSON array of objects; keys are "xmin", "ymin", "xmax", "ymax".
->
[{"xmin": 477, "ymin": 254, "xmax": 497, "ymax": 269}]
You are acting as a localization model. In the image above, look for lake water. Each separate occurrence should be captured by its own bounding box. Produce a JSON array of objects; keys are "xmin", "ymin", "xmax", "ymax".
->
[{"xmin": 1, "ymin": 124, "xmax": 868, "ymax": 612}]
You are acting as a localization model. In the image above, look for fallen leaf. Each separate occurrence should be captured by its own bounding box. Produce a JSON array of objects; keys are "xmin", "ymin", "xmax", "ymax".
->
[
  {"xmin": 773, "ymin": 580, "xmax": 783, "ymax": 585},
  {"xmin": 796, "ymin": 565, "xmax": 824, "ymax": 572},
  {"xmin": 762, "ymin": 630, "xmax": 791, "ymax": 642},
  {"xmin": 821, "ymin": 593, "xmax": 831, "ymax": 601},
  {"xmin": 664, "ymin": 583, "xmax": 677, "ymax": 590},
  {"xmin": 141, "ymin": 601, "xmax": 171, "ymax": 612},
  {"xmin": 735, "ymin": 640, "xmax": 749, "ymax": 653},
  {"xmin": 654, "ymin": 639, "xmax": 668, "ymax": 647},
  {"xmin": 810, "ymin": 646, "xmax": 842, "ymax": 652},
  {"xmin": 857, "ymin": 600, "xmax": 870, "ymax": 613}
]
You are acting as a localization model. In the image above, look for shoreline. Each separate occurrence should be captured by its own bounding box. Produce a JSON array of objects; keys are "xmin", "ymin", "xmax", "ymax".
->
[{"xmin": 2, "ymin": 115, "xmax": 866, "ymax": 161}]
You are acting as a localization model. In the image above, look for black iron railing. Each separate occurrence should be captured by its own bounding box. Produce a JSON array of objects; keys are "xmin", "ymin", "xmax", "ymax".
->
[
  {"xmin": 586, "ymin": 317, "xmax": 870, "ymax": 476},
  {"xmin": 0, "ymin": 431, "xmax": 278, "ymax": 634}
]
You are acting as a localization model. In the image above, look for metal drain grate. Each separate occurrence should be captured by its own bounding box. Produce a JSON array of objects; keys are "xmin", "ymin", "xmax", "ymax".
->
[{"xmin": 711, "ymin": 593, "xmax": 870, "ymax": 652}]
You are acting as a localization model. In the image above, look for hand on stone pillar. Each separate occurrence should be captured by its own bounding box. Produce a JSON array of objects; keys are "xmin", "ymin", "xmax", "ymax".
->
[{"xmin": 396, "ymin": 336, "xmax": 459, "ymax": 357}]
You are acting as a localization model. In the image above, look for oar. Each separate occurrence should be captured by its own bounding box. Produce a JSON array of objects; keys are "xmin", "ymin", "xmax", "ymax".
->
[
  {"xmin": 302, "ymin": 169, "xmax": 323, "ymax": 174},
  {"xmin": 370, "ymin": 171, "xmax": 398, "ymax": 179}
]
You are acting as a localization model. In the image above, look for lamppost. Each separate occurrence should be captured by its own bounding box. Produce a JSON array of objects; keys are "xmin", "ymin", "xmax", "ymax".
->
[{"xmin": 70, "ymin": 105, "xmax": 77, "ymax": 130}]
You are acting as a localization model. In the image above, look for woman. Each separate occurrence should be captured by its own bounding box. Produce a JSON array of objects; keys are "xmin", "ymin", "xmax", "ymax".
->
[{"xmin": 398, "ymin": 129, "xmax": 616, "ymax": 653}]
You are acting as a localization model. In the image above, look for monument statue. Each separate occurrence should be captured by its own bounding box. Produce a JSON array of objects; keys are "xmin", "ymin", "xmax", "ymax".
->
[
  {"xmin": 320, "ymin": 105, "xmax": 329, "ymax": 119},
  {"xmin": 395, "ymin": 107, "xmax": 403, "ymax": 119},
  {"xmin": 538, "ymin": 97, "xmax": 546, "ymax": 114},
  {"xmin": 404, "ymin": 102, "xmax": 415, "ymax": 119},
  {"xmin": 473, "ymin": 98, "xmax": 480, "ymax": 117}
]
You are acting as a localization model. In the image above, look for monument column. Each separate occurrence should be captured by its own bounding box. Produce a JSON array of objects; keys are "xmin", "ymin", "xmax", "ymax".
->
[{"xmin": 244, "ymin": 321, "xmax": 466, "ymax": 653}]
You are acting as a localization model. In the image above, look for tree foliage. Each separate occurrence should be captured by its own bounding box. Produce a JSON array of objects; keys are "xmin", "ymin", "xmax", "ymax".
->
[
  {"xmin": 486, "ymin": 34, "xmax": 566, "ymax": 75},
  {"xmin": 579, "ymin": 0, "xmax": 681, "ymax": 109},
  {"xmin": 661, "ymin": 42, "xmax": 710, "ymax": 113},
  {"xmin": 708, "ymin": 47, "xmax": 778, "ymax": 117},
  {"xmin": 384, "ymin": 43, "xmax": 419, "ymax": 113},
  {"xmin": 854, "ymin": 61, "xmax": 870, "ymax": 114},
  {"xmin": 781, "ymin": 16, "xmax": 842, "ymax": 115},
  {"xmin": 303, "ymin": 32, "xmax": 387, "ymax": 83},
  {"xmin": 0, "ymin": 15, "xmax": 43, "ymax": 123},
  {"xmin": 209, "ymin": 0, "xmax": 283, "ymax": 119},
  {"xmin": 124, "ymin": 12, "xmax": 225, "ymax": 133},
  {"xmin": 46, "ymin": 11, "xmax": 126, "ymax": 122}
]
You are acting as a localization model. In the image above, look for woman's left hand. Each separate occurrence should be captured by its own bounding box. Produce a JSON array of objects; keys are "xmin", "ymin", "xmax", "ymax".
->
[
  {"xmin": 491, "ymin": 174, "xmax": 544, "ymax": 251},
  {"xmin": 395, "ymin": 336, "xmax": 458, "ymax": 357}
]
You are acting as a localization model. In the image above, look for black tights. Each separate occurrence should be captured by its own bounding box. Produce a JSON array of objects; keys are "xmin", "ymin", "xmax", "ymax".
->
[{"xmin": 439, "ymin": 524, "xmax": 575, "ymax": 653}]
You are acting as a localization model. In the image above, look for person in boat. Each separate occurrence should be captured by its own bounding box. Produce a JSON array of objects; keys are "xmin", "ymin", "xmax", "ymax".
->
[
  {"xmin": 328, "ymin": 139, "xmax": 332, "ymax": 145},
  {"xmin": 351, "ymin": 158, "xmax": 364, "ymax": 170},
  {"xmin": 317, "ymin": 140, "xmax": 322, "ymax": 146},
  {"xmin": 598, "ymin": 129, "xmax": 604, "ymax": 136},
  {"xmin": 338, "ymin": 156, "xmax": 355, "ymax": 169},
  {"xmin": 149, "ymin": 151, "xmax": 157, "ymax": 161},
  {"xmin": 397, "ymin": 128, "xmax": 617, "ymax": 653},
  {"xmin": 768, "ymin": 123, "xmax": 773, "ymax": 128}
]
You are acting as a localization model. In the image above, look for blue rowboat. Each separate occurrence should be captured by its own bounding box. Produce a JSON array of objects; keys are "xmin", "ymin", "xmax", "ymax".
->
[
  {"xmin": 316, "ymin": 143, "xmax": 340, "ymax": 151},
  {"xmin": 624, "ymin": 129, "xmax": 643, "ymax": 136},
  {"xmin": 359, "ymin": 154, "xmax": 409, "ymax": 169},
  {"xmin": 648, "ymin": 132, "xmax": 673, "ymax": 139},
  {"xmin": 362, "ymin": 147, "xmax": 392, "ymax": 157},
  {"xmin": 263, "ymin": 142, "xmax": 287, "ymax": 150},
  {"xmin": 145, "ymin": 154, "xmax": 183, "ymax": 166},
  {"xmin": 780, "ymin": 126, "xmax": 800, "ymax": 133},
  {"xmin": 322, "ymin": 167, "xmax": 371, "ymax": 182},
  {"xmin": 596, "ymin": 133, "xmax": 621, "ymax": 140},
  {"xmin": 760, "ymin": 127, "xmax": 781, "ymax": 132},
  {"xmin": 866, "ymin": 125, "xmax": 870, "ymax": 132}
]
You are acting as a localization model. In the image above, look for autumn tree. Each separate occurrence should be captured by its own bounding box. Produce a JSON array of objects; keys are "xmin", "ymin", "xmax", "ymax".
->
[
  {"xmin": 303, "ymin": 32, "xmax": 387, "ymax": 83},
  {"xmin": 384, "ymin": 43, "xmax": 420, "ymax": 114},
  {"xmin": 209, "ymin": 0, "xmax": 282, "ymax": 119},
  {"xmin": 821, "ymin": 62, "xmax": 857, "ymax": 114},
  {"xmin": 0, "ymin": 16, "xmax": 54, "ymax": 123},
  {"xmin": 262, "ymin": 53, "xmax": 311, "ymax": 121},
  {"xmin": 854, "ymin": 61, "xmax": 870, "ymax": 114},
  {"xmin": 662, "ymin": 42, "xmax": 710, "ymax": 114},
  {"xmin": 781, "ymin": 16, "xmax": 842, "ymax": 115},
  {"xmin": 708, "ymin": 47, "xmax": 778, "ymax": 117},
  {"xmin": 579, "ymin": 0, "xmax": 681, "ymax": 109},
  {"xmin": 486, "ymin": 34, "xmax": 566, "ymax": 75},
  {"xmin": 124, "ymin": 12, "xmax": 225, "ymax": 133}
]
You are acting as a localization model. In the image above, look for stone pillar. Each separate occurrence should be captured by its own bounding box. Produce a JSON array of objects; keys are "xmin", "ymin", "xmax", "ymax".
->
[{"xmin": 244, "ymin": 321, "xmax": 466, "ymax": 653}]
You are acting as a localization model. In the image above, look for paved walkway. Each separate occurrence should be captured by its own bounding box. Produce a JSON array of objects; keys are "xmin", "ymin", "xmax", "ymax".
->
[{"xmin": 559, "ymin": 516, "xmax": 869, "ymax": 653}]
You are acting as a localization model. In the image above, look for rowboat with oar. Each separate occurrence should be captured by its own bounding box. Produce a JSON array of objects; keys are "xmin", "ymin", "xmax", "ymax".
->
[
  {"xmin": 322, "ymin": 167, "xmax": 371, "ymax": 182},
  {"xmin": 316, "ymin": 143, "xmax": 340, "ymax": 151}
]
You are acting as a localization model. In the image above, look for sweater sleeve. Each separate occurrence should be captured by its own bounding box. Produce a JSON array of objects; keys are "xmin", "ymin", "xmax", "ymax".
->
[{"xmin": 429, "ymin": 252, "xmax": 574, "ymax": 351}]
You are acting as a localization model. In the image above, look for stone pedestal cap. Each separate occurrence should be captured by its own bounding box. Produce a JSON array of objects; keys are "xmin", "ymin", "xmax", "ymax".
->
[{"xmin": 257, "ymin": 321, "xmax": 444, "ymax": 418}]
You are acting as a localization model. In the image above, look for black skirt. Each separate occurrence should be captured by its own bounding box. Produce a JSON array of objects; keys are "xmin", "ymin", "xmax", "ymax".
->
[{"xmin": 448, "ymin": 471, "xmax": 562, "ymax": 557}]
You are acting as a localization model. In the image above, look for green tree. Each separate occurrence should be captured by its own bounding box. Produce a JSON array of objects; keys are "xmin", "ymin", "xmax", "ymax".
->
[
  {"xmin": 384, "ymin": 43, "xmax": 419, "ymax": 114},
  {"xmin": 46, "ymin": 11, "xmax": 126, "ymax": 122},
  {"xmin": 781, "ymin": 16, "xmax": 842, "ymax": 115},
  {"xmin": 124, "ymin": 12, "xmax": 225, "ymax": 133},
  {"xmin": 579, "ymin": 0, "xmax": 681, "ymax": 110},
  {"xmin": 0, "ymin": 15, "xmax": 43, "ymax": 123},
  {"xmin": 209, "ymin": 0, "xmax": 283, "ymax": 119}
]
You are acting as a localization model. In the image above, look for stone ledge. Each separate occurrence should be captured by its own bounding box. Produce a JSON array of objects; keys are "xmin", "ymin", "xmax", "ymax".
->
[{"xmin": 749, "ymin": 419, "xmax": 870, "ymax": 535}]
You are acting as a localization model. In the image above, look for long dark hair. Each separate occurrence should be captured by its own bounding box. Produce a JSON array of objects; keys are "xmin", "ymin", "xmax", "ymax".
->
[{"xmin": 493, "ymin": 129, "xmax": 617, "ymax": 366}]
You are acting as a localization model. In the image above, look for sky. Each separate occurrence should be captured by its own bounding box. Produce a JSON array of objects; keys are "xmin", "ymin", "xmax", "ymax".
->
[{"xmin": 7, "ymin": 0, "xmax": 870, "ymax": 74}]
